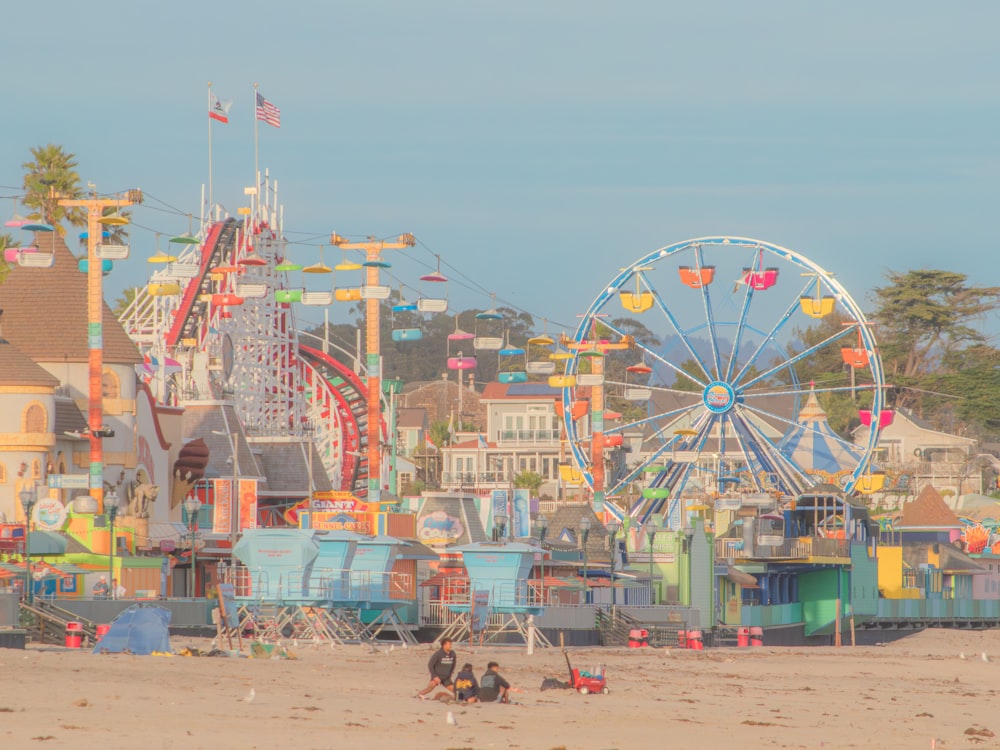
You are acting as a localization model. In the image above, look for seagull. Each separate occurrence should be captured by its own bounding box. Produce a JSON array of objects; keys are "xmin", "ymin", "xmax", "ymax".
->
[
  {"xmin": 446, "ymin": 711, "xmax": 457, "ymax": 726},
  {"xmin": 242, "ymin": 687, "xmax": 256, "ymax": 703},
  {"xmin": 960, "ymin": 652, "xmax": 967, "ymax": 660},
  {"xmin": 982, "ymin": 652, "xmax": 989, "ymax": 663}
]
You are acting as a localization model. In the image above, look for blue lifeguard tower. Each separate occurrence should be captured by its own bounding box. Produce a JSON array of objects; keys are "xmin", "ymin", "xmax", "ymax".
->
[
  {"xmin": 227, "ymin": 528, "xmax": 417, "ymax": 645},
  {"xmin": 440, "ymin": 541, "xmax": 550, "ymax": 646}
]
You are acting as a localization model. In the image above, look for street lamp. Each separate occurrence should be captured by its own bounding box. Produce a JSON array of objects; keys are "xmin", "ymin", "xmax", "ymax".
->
[
  {"xmin": 579, "ymin": 515, "xmax": 591, "ymax": 604},
  {"xmin": 184, "ymin": 495, "xmax": 202, "ymax": 597},
  {"xmin": 645, "ymin": 515, "xmax": 661, "ymax": 605},
  {"xmin": 18, "ymin": 485, "xmax": 37, "ymax": 604},
  {"xmin": 493, "ymin": 508, "xmax": 508, "ymax": 543},
  {"xmin": 606, "ymin": 520, "xmax": 620, "ymax": 609},
  {"xmin": 534, "ymin": 515, "xmax": 548, "ymax": 605},
  {"xmin": 106, "ymin": 488, "xmax": 121, "ymax": 598}
]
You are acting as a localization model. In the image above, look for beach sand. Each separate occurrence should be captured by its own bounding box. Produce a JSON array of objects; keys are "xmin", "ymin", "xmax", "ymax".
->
[{"xmin": 2, "ymin": 629, "xmax": 1000, "ymax": 750}]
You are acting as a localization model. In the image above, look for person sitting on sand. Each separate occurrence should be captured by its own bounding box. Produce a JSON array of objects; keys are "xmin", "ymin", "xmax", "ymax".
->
[
  {"xmin": 455, "ymin": 663, "xmax": 479, "ymax": 703},
  {"xmin": 417, "ymin": 638, "xmax": 457, "ymax": 700},
  {"xmin": 478, "ymin": 661, "xmax": 511, "ymax": 703}
]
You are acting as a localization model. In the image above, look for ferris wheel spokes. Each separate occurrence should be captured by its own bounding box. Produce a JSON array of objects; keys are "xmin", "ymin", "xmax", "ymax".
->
[
  {"xmin": 738, "ymin": 400, "xmax": 868, "ymax": 458},
  {"xmin": 726, "ymin": 277, "xmax": 813, "ymax": 384},
  {"xmin": 601, "ymin": 318, "xmax": 709, "ymax": 390},
  {"xmin": 729, "ymin": 409, "xmax": 813, "ymax": 493},
  {"xmin": 687, "ymin": 247, "xmax": 724, "ymax": 379},
  {"xmin": 601, "ymin": 401, "xmax": 700, "ymax": 438},
  {"xmin": 736, "ymin": 325, "xmax": 856, "ymax": 393},
  {"xmin": 642, "ymin": 281, "xmax": 715, "ymax": 383}
]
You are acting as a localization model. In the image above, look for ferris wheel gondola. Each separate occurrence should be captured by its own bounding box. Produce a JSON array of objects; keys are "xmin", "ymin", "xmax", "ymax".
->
[{"xmin": 558, "ymin": 236, "xmax": 887, "ymax": 528}]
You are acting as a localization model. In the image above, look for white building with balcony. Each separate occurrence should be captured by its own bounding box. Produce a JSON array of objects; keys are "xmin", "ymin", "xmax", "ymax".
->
[{"xmin": 440, "ymin": 382, "xmax": 583, "ymax": 498}]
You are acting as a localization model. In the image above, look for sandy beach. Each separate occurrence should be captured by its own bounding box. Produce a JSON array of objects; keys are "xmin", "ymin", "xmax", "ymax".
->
[{"xmin": 2, "ymin": 629, "xmax": 1000, "ymax": 750}]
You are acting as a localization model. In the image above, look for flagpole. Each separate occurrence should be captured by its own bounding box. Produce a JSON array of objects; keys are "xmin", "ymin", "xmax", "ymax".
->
[
  {"xmin": 207, "ymin": 81, "xmax": 214, "ymax": 221},
  {"xmin": 253, "ymin": 81, "xmax": 260, "ymax": 210}
]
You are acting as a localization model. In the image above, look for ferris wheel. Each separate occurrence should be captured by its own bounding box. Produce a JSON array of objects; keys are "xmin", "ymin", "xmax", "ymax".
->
[{"xmin": 560, "ymin": 236, "xmax": 888, "ymax": 527}]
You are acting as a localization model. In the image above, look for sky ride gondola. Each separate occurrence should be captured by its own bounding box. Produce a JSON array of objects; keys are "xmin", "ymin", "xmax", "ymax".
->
[
  {"xmin": 474, "ymin": 297, "xmax": 504, "ymax": 350},
  {"xmin": 563, "ymin": 236, "xmax": 886, "ymax": 527},
  {"xmin": 391, "ymin": 293, "xmax": 423, "ymax": 342},
  {"xmin": 841, "ymin": 323, "xmax": 870, "ymax": 368},
  {"xmin": 498, "ymin": 335, "xmax": 527, "ymax": 384},
  {"xmin": 447, "ymin": 316, "xmax": 477, "ymax": 371},
  {"xmin": 526, "ymin": 332, "xmax": 556, "ymax": 375},
  {"xmin": 148, "ymin": 281, "xmax": 181, "ymax": 297}
]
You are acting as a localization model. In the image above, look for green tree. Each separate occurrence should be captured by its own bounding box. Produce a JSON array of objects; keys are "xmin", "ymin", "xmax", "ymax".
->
[
  {"xmin": 428, "ymin": 419, "xmax": 452, "ymax": 448},
  {"xmin": 112, "ymin": 288, "xmax": 138, "ymax": 317},
  {"xmin": 873, "ymin": 270, "xmax": 1000, "ymax": 417},
  {"xmin": 21, "ymin": 144, "xmax": 86, "ymax": 235},
  {"xmin": 512, "ymin": 470, "xmax": 544, "ymax": 494},
  {"xmin": 0, "ymin": 233, "xmax": 20, "ymax": 284}
]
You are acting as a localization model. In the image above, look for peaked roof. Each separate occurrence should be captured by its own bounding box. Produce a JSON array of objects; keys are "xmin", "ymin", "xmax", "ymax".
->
[
  {"xmin": 0, "ymin": 333, "xmax": 60, "ymax": 387},
  {"xmin": 481, "ymin": 382, "xmax": 561, "ymax": 400},
  {"xmin": 900, "ymin": 484, "xmax": 962, "ymax": 528},
  {"xmin": 778, "ymin": 389, "xmax": 862, "ymax": 474},
  {"xmin": 0, "ymin": 231, "xmax": 142, "ymax": 365}
]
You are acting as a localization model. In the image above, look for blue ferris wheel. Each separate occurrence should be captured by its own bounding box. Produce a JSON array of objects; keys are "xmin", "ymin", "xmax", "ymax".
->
[{"xmin": 559, "ymin": 236, "xmax": 888, "ymax": 528}]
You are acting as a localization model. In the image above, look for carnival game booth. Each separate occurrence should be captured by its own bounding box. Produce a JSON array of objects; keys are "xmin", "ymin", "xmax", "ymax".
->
[
  {"xmin": 437, "ymin": 541, "xmax": 549, "ymax": 646},
  {"xmin": 227, "ymin": 528, "xmax": 417, "ymax": 644}
]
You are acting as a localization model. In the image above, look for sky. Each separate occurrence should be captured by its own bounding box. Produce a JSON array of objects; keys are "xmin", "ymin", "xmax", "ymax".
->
[{"xmin": 2, "ymin": 1, "xmax": 998, "ymax": 339}]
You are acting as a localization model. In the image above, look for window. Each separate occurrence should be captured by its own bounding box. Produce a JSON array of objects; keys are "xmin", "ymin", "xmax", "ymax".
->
[
  {"xmin": 102, "ymin": 368, "xmax": 121, "ymax": 399},
  {"xmin": 23, "ymin": 403, "xmax": 46, "ymax": 433}
]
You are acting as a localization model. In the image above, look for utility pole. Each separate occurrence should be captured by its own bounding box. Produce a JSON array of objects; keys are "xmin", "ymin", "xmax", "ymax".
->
[
  {"xmin": 331, "ymin": 233, "xmax": 414, "ymax": 503},
  {"xmin": 59, "ymin": 189, "xmax": 141, "ymax": 512}
]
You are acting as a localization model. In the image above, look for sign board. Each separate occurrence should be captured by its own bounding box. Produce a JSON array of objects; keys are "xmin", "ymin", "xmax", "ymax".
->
[
  {"xmin": 32, "ymin": 498, "xmax": 68, "ymax": 531},
  {"xmin": 470, "ymin": 589, "xmax": 491, "ymax": 633},
  {"xmin": 217, "ymin": 583, "xmax": 239, "ymax": 628},
  {"xmin": 47, "ymin": 474, "xmax": 90, "ymax": 489}
]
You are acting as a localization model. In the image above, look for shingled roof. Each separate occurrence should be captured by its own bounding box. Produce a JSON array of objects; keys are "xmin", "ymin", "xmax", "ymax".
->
[
  {"xmin": 0, "ymin": 333, "xmax": 60, "ymax": 387},
  {"xmin": 0, "ymin": 231, "xmax": 141, "ymax": 365},
  {"xmin": 899, "ymin": 484, "xmax": 961, "ymax": 529}
]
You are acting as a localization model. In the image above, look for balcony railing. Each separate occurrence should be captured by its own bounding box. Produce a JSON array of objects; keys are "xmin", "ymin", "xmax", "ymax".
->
[
  {"xmin": 715, "ymin": 536, "xmax": 851, "ymax": 561},
  {"xmin": 221, "ymin": 565, "xmax": 412, "ymax": 603},
  {"xmin": 440, "ymin": 471, "xmax": 508, "ymax": 486},
  {"xmin": 499, "ymin": 429, "xmax": 559, "ymax": 444}
]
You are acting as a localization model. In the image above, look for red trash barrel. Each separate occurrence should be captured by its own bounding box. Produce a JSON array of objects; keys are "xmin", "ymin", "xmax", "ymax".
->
[
  {"xmin": 96, "ymin": 624, "xmax": 111, "ymax": 642},
  {"xmin": 640, "ymin": 628, "xmax": 650, "ymax": 648},
  {"xmin": 65, "ymin": 622, "xmax": 83, "ymax": 649},
  {"xmin": 628, "ymin": 629, "xmax": 642, "ymax": 648},
  {"xmin": 677, "ymin": 629, "xmax": 687, "ymax": 649},
  {"xmin": 737, "ymin": 626, "xmax": 751, "ymax": 648},
  {"xmin": 750, "ymin": 626, "xmax": 764, "ymax": 647},
  {"xmin": 686, "ymin": 629, "xmax": 704, "ymax": 651}
]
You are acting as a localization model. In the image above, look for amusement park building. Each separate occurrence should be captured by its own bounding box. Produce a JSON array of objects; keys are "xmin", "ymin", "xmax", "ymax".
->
[{"xmin": 0, "ymin": 232, "xmax": 177, "ymax": 533}]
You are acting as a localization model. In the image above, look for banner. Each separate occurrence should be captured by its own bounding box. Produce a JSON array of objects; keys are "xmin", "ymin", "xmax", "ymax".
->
[
  {"xmin": 238, "ymin": 478, "xmax": 258, "ymax": 530},
  {"xmin": 490, "ymin": 489, "xmax": 508, "ymax": 538},
  {"xmin": 512, "ymin": 489, "xmax": 531, "ymax": 539},
  {"xmin": 213, "ymin": 479, "xmax": 232, "ymax": 534}
]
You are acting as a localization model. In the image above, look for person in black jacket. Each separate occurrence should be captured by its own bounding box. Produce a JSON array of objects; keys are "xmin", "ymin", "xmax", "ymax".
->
[
  {"xmin": 478, "ymin": 661, "xmax": 511, "ymax": 703},
  {"xmin": 417, "ymin": 638, "xmax": 456, "ymax": 700}
]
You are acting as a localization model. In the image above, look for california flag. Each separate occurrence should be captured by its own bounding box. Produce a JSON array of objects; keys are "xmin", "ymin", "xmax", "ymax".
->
[{"xmin": 209, "ymin": 94, "xmax": 232, "ymax": 124}]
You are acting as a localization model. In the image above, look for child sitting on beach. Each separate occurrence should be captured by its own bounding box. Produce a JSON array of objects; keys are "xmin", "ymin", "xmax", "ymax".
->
[{"xmin": 455, "ymin": 663, "xmax": 479, "ymax": 703}]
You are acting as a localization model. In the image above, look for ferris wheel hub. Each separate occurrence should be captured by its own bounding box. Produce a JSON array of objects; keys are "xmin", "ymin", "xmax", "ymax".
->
[{"xmin": 703, "ymin": 381, "xmax": 737, "ymax": 414}]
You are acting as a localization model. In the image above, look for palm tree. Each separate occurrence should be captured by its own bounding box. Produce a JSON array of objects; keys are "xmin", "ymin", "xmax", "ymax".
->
[
  {"xmin": 0, "ymin": 233, "xmax": 20, "ymax": 284},
  {"xmin": 100, "ymin": 206, "xmax": 131, "ymax": 245},
  {"xmin": 513, "ymin": 471, "xmax": 545, "ymax": 494},
  {"xmin": 21, "ymin": 144, "xmax": 86, "ymax": 236}
]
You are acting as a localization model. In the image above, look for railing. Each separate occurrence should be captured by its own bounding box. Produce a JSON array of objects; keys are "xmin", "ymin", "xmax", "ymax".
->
[
  {"xmin": 499, "ymin": 429, "xmax": 559, "ymax": 444},
  {"xmin": 715, "ymin": 536, "xmax": 851, "ymax": 561},
  {"xmin": 221, "ymin": 565, "xmax": 413, "ymax": 603},
  {"xmin": 440, "ymin": 472, "xmax": 508, "ymax": 487}
]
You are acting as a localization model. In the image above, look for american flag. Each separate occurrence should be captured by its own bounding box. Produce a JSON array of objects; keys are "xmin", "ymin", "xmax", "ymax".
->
[{"xmin": 255, "ymin": 92, "xmax": 281, "ymax": 128}]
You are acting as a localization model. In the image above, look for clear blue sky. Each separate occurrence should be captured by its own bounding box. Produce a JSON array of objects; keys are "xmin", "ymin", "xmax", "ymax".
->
[{"xmin": 2, "ymin": 1, "xmax": 998, "ymax": 337}]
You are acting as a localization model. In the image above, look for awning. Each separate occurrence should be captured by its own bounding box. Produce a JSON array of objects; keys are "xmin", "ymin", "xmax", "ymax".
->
[
  {"xmin": 28, "ymin": 531, "xmax": 68, "ymax": 555},
  {"xmin": 726, "ymin": 566, "xmax": 759, "ymax": 588}
]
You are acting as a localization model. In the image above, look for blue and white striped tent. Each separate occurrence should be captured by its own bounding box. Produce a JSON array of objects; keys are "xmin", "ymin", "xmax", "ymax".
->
[{"xmin": 779, "ymin": 389, "xmax": 862, "ymax": 475}]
